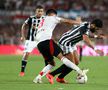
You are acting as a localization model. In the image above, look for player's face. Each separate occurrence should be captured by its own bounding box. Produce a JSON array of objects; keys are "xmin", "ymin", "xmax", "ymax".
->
[
  {"xmin": 90, "ymin": 24, "xmax": 100, "ymax": 33},
  {"xmin": 35, "ymin": 9, "xmax": 44, "ymax": 18}
]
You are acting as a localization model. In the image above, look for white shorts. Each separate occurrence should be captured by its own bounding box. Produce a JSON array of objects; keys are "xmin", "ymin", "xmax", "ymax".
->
[
  {"xmin": 23, "ymin": 40, "xmax": 37, "ymax": 53},
  {"xmin": 59, "ymin": 44, "xmax": 77, "ymax": 55}
]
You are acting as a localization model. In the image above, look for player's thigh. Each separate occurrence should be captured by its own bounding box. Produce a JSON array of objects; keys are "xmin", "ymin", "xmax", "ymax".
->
[
  {"xmin": 51, "ymin": 40, "xmax": 62, "ymax": 57},
  {"xmin": 64, "ymin": 45, "xmax": 79, "ymax": 64},
  {"xmin": 70, "ymin": 45, "xmax": 79, "ymax": 63},
  {"xmin": 22, "ymin": 52, "xmax": 30, "ymax": 59},
  {"xmin": 24, "ymin": 40, "xmax": 36, "ymax": 53},
  {"xmin": 65, "ymin": 52, "xmax": 75, "ymax": 63},
  {"xmin": 38, "ymin": 40, "xmax": 54, "ymax": 64},
  {"xmin": 72, "ymin": 50, "xmax": 79, "ymax": 65}
]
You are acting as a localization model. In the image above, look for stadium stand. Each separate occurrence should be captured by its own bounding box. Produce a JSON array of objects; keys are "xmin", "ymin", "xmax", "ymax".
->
[{"xmin": 0, "ymin": 0, "xmax": 108, "ymax": 45}]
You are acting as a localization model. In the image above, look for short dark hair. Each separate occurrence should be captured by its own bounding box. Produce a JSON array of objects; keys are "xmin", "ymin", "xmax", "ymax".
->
[
  {"xmin": 36, "ymin": 5, "xmax": 44, "ymax": 9},
  {"xmin": 91, "ymin": 19, "xmax": 103, "ymax": 28},
  {"xmin": 46, "ymin": 9, "xmax": 57, "ymax": 15}
]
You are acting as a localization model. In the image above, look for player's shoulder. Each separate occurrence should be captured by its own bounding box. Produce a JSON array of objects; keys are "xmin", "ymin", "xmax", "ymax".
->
[
  {"xmin": 41, "ymin": 15, "xmax": 45, "ymax": 18},
  {"xmin": 29, "ymin": 15, "xmax": 36, "ymax": 19},
  {"xmin": 80, "ymin": 21, "xmax": 89, "ymax": 26},
  {"xmin": 81, "ymin": 21, "xmax": 88, "ymax": 25}
]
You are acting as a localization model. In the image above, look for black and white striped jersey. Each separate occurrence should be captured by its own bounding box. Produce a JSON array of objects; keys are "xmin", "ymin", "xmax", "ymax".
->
[
  {"xmin": 24, "ymin": 15, "xmax": 45, "ymax": 41},
  {"xmin": 59, "ymin": 22, "xmax": 90, "ymax": 46}
]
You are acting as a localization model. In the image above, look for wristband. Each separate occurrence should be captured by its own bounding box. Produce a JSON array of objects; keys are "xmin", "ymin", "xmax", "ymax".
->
[
  {"xmin": 94, "ymin": 35, "xmax": 98, "ymax": 38},
  {"xmin": 94, "ymin": 47, "xmax": 98, "ymax": 50}
]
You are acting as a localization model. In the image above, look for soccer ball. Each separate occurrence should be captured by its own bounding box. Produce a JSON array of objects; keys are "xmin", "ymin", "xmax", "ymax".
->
[{"xmin": 76, "ymin": 74, "xmax": 88, "ymax": 84}]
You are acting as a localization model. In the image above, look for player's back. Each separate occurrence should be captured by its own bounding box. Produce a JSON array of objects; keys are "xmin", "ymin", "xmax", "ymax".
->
[
  {"xmin": 59, "ymin": 22, "xmax": 89, "ymax": 46},
  {"xmin": 41, "ymin": 16, "xmax": 61, "ymax": 32},
  {"xmin": 35, "ymin": 16, "xmax": 61, "ymax": 44}
]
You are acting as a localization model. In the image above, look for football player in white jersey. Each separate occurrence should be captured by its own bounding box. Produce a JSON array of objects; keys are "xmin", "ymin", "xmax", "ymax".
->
[
  {"xmin": 33, "ymin": 9, "xmax": 88, "ymax": 84},
  {"xmin": 19, "ymin": 6, "xmax": 45, "ymax": 76}
]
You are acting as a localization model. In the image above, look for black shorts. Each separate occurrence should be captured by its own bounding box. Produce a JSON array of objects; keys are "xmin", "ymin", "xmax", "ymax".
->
[{"xmin": 37, "ymin": 39, "xmax": 62, "ymax": 62}]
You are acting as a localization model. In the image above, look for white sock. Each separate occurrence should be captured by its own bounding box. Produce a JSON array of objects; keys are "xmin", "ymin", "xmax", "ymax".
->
[
  {"xmin": 36, "ymin": 64, "xmax": 54, "ymax": 79},
  {"xmin": 61, "ymin": 57, "xmax": 82, "ymax": 74}
]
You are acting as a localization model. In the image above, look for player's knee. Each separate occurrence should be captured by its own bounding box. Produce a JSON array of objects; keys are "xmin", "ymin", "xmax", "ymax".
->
[
  {"xmin": 48, "ymin": 60, "xmax": 55, "ymax": 66},
  {"xmin": 44, "ymin": 60, "xmax": 48, "ymax": 66},
  {"xmin": 75, "ymin": 61, "xmax": 79, "ymax": 65},
  {"xmin": 75, "ymin": 59, "xmax": 79, "ymax": 65},
  {"xmin": 23, "ymin": 52, "xmax": 30, "ymax": 60}
]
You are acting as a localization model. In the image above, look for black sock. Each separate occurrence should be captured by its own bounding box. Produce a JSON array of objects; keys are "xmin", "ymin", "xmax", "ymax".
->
[
  {"xmin": 44, "ymin": 60, "xmax": 48, "ymax": 66},
  {"xmin": 58, "ymin": 65, "xmax": 72, "ymax": 79},
  {"xmin": 79, "ymin": 46, "xmax": 83, "ymax": 61},
  {"xmin": 50, "ymin": 64, "xmax": 68, "ymax": 76},
  {"xmin": 21, "ymin": 60, "xmax": 27, "ymax": 72}
]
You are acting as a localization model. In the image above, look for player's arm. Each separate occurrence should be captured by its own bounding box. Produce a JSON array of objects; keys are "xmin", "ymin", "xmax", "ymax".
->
[
  {"xmin": 95, "ymin": 34, "xmax": 107, "ymax": 39},
  {"xmin": 21, "ymin": 17, "xmax": 31, "ymax": 42},
  {"xmin": 89, "ymin": 33, "xmax": 106, "ymax": 39},
  {"xmin": 83, "ymin": 34, "xmax": 104, "ymax": 56},
  {"xmin": 76, "ymin": 16, "xmax": 81, "ymax": 21},
  {"xmin": 60, "ymin": 18, "xmax": 82, "ymax": 25},
  {"xmin": 21, "ymin": 23, "xmax": 27, "ymax": 42}
]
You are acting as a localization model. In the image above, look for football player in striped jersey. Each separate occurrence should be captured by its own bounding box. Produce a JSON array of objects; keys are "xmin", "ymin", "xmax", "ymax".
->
[{"xmin": 19, "ymin": 5, "xmax": 45, "ymax": 76}]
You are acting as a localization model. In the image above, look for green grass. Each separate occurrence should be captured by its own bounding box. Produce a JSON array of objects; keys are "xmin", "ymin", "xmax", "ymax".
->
[{"xmin": 0, "ymin": 55, "xmax": 108, "ymax": 90}]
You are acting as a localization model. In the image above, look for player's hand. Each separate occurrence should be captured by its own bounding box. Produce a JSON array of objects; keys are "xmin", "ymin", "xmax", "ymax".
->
[
  {"xmin": 95, "ymin": 49, "xmax": 104, "ymax": 56},
  {"xmin": 76, "ymin": 17, "xmax": 82, "ymax": 24},
  {"xmin": 76, "ymin": 17, "xmax": 81, "ymax": 21},
  {"xmin": 99, "ymin": 35, "xmax": 106, "ymax": 39},
  {"xmin": 21, "ymin": 36, "xmax": 25, "ymax": 42}
]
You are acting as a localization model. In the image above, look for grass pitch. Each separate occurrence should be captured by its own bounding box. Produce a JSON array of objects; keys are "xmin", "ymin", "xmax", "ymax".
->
[{"xmin": 0, "ymin": 55, "xmax": 108, "ymax": 90}]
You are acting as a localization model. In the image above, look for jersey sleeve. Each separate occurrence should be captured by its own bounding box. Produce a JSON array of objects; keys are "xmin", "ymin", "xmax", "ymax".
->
[
  {"xmin": 55, "ymin": 16, "xmax": 62, "ymax": 23},
  {"xmin": 24, "ymin": 17, "xmax": 31, "ymax": 24},
  {"xmin": 80, "ymin": 23, "xmax": 89, "ymax": 36},
  {"xmin": 85, "ymin": 30, "xmax": 90, "ymax": 35}
]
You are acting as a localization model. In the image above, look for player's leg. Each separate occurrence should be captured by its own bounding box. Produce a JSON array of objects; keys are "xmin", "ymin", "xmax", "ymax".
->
[
  {"xmin": 56, "ymin": 53, "xmax": 84, "ymax": 76},
  {"xmin": 33, "ymin": 40, "xmax": 55, "ymax": 83},
  {"xmin": 48, "ymin": 50, "xmax": 79, "ymax": 83},
  {"xmin": 33, "ymin": 58, "xmax": 55, "ymax": 83},
  {"xmin": 47, "ymin": 44, "xmax": 74, "ymax": 78},
  {"xmin": 53, "ymin": 44, "xmax": 81, "ymax": 83},
  {"xmin": 48, "ymin": 53, "xmax": 75, "ymax": 80},
  {"xmin": 56, "ymin": 50, "xmax": 79, "ymax": 83},
  {"xmin": 52, "ymin": 40, "xmax": 84, "ymax": 76},
  {"xmin": 79, "ymin": 45, "xmax": 83, "ymax": 61},
  {"xmin": 44, "ymin": 60, "xmax": 48, "ymax": 66},
  {"xmin": 77, "ymin": 41, "xmax": 84, "ymax": 61},
  {"xmin": 34, "ymin": 40, "xmax": 86, "ymax": 84},
  {"xmin": 19, "ymin": 40, "xmax": 36, "ymax": 76},
  {"xmin": 19, "ymin": 52, "xmax": 30, "ymax": 76}
]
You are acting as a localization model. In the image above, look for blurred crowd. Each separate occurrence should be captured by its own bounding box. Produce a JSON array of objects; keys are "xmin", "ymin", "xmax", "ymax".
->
[
  {"xmin": 0, "ymin": 0, "xmax": 108, "ymax": 45},
  {"xmin": 0, "ymin": 0, "xmax": 108, "ymax": 11}
]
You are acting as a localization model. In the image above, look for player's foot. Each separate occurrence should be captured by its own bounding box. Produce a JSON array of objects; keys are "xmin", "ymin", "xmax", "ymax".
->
[
  {"xmin": 33, "ymin": 77, "xmax": 42, "ymax": 84},
  {"xmin": 46, "ymin": 73, "xmax": 54, "ymax": 84},
  {"xmin": 82, "ymin": 69, "xmax": 89, "ymax": 75},
  {"xmin": 56, "ymin": 77, "xmax": 68, "ymax": 84},
  {"xmin": 19, "ymin": 72, "xmax": 25, "ymax": 77},
  {"xmin": 79, "ymin": 69, "xmax": 89, "ymax": 76}
]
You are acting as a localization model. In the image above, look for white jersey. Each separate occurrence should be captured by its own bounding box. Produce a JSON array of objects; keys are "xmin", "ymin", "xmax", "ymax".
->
[{"xmin": 35, "ymin": 16, "xmax": 61, "ymax": 44}]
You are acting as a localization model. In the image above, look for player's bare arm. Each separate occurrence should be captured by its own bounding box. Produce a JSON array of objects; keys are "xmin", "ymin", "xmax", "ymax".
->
[
  {"xmin": 76, "ymin": 16, "xmax": 81, "ymax": 21},
  {"xmin": 97, "ymin": 34, "xmax": 108, "ymax": 39},
  {"xmin": 83, "ymin": 34, "xmax": 104, "ymax": 56},
  {"xmin": 89, "ymin": 33, "xmax": 106, "ymax": 39},
  {"xmin": 21, "ymin": 23, "xmax": 27, "ymax": 42},
  {"xmin": 60, "ymin": 18, "xmax": 82, "ymax": 25}
]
